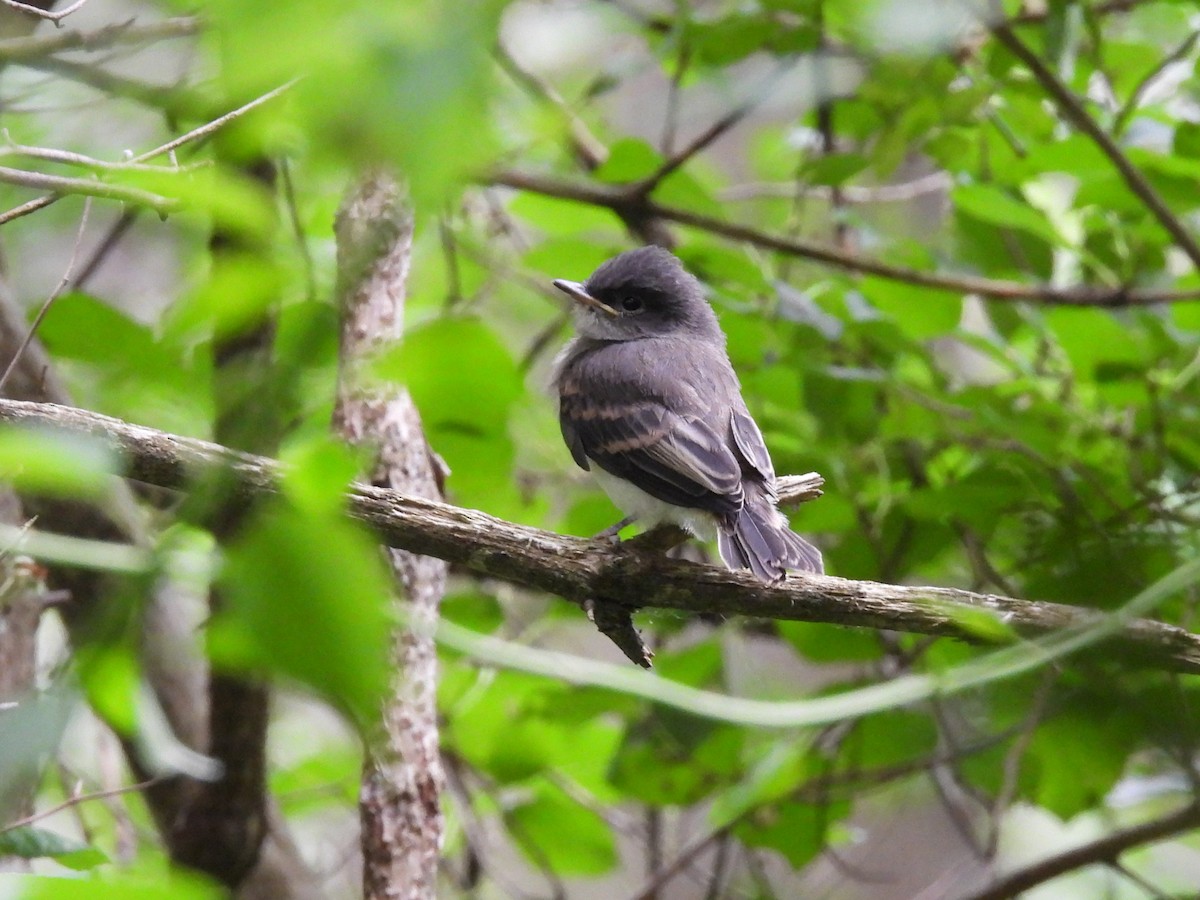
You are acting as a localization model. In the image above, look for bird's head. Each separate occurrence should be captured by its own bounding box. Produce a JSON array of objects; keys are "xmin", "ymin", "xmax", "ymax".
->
[{"xmin": 553, "ymin": 246, "xmax": 722, "ymax": 343}]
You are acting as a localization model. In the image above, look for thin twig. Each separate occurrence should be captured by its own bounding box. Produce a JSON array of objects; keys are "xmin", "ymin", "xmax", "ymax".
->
[
  {"xmin": 16, "ymin": 55, "xmax": 192, "ymax": 110},
  {"xmin": 0, "ymin": 16, "xmax": 200, "ymax": 62},
  {"xmin": 1107, "ymin": 859, "xmax": 1174, "ymax": 900},
  {"xmin": 634, "ymin": 59, "xmax": 794, "ymax": 197},
  {"xmin": 278, "ymin": 157, "xmax": 316, "ymax": 304},
  {"xmin": 959, "ymin": 801, "xmax": 1200, "ymax": 900},
  {"xmin": 0, "ymin": 80, "xmax": 295, "ymax": 227},
  {"xmin": 487, "ymin": 169, "xmax": 1200, "ymax": 306},
  {"xmin": 721, "ymin": 172, "xmax": 952, "ymax": 203},
  {"xmin": 0, "ymin": 139, "xmax": 208, "ymax": 173},
  {"xmin": 0, "ymin": 197, "xmax": 91, "ymax": 392},
  {"xmin": 0, "ymin": 194, "xmax": 54, "ymax": 227},
  {"xmin": 0, "ymin": 777, "xmax": 161, "ymax": 836},
  {"xmin": 72, "ymin": 208, "xmax": 137, "ymax": 287},
  {"xmin": 1112, "ymin": 29, "xmax": 1200, "ymax": 137},
  {"xmin": 494, "ymin": 43, "xmax": 606, "ymax": 169},
  {"xmin": 0, "ymin": 165, "xmax": 177, "ymax": 214},
  {"xmin": 983, "ymin": 668, "xmax": 1057, "ymax": 857},
  {"xmin": 0, "ymin": 0, "xmax": 93, "ymax": 24},
  {"xmin": 133, "ymin": 79, "xmax": 298, "ymax": 164},
  {"xmin": 1012, "ymin": 0, "xmax": 1154, "ymax": 24},
  {"xmin": 660, "ymin": 10, "xmax": 690, "ymax": 158},
  {"xmin": 990, "ymin": 20, "xmax": 1200, "ymax": 272}
]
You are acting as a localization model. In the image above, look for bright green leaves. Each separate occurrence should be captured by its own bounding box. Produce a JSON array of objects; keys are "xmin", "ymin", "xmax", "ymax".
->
[
  {"xmin": 508, "ymin": 780, "xmax": 617, "ymax": 876},
  {"xmin": 37, "ymin": 293, "xmax": 212, "ymax": 438},
  {"xmin": 1026, "ymin": 706, "xmax": 1140, "ymax": 820},
  {"xmin": 0, "ymin": 828, "xmax": 107, "ymax": 871},
  {"xmin": 441, "ymin": 665, "xmax": 623, "ymax": 878},
  {"xmin": 1044, "ymin": 307, "xmax": 1149, "ymax": 380},
  {"xmin": 592, "ymin": 139, "xmax": 662, "ymax": 184},
  {"xmin": 201, "ymin": 0, "xmax": 501, "ymax": 212},
  {"xmin": 3, "ymin": 873, "xmax": 222, "ymax": 900},
  {"xmin": 0, "ymin": 426, "xmax": 116, "ymax": 500},
  {"xmin": 860, "ymin": 278, "xmax": 962, "ymax": 340},
  {"xmin": 677, "ymin": 12, "xmax": 819, "ymax": 67},
  {"xmin": 215, "ymin": 437, "xmax": 392, "ymax": 725},
  {"xmin": 372, "ymin": 317, "xmax": 524, "ymax": 516},
  {"xmin": 953, "ymin": 183, "xmax": 1063, "ymax": 248}
]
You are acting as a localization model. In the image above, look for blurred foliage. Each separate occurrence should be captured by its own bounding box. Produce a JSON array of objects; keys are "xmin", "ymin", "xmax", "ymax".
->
[{"xmin": 0, "ymin": 0, "xmax": 1199, "ymax": 897}]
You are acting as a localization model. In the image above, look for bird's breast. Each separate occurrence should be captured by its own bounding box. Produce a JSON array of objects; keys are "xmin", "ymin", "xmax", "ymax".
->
[{"xmin": 589, "ymin": 464, "xmax": 717, "ymax": 541}]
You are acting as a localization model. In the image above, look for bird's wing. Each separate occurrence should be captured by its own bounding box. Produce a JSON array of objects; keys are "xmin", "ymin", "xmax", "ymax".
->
[
  {"xmin": 730, "ymin": 406, "xmax": 777, "ymax": 496},
  {"xmin": 558, "ymin": 343, "xmax": 744, "ymax": 514}
]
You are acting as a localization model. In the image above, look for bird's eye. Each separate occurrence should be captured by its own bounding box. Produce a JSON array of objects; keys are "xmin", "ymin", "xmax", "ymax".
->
[{"xmin": 621, "ymin": 296, "xmax": 643, "ymax": 312}]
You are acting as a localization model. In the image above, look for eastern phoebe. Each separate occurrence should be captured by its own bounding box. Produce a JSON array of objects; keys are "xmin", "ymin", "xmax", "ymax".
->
[{"xmin": 552, "ymin": 246, "xmax": 823, "ymax": 582}]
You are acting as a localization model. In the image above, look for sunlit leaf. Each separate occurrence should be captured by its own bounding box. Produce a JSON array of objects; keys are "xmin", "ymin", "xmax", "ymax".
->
[
  {"xmin": 0, "ymin": 828, "xmax": 107, "ymax": 870},
  {"xmin": 508, "ymin": 780, "xmax": 617, "ymax": 876},
  {"xmin": 216, "ymin": 498, "xmax": 392, "ymax": 725}
]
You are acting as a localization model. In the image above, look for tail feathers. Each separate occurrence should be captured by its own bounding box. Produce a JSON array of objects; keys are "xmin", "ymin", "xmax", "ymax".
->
[{"xmin": 717, "ymin": 498, "xmax": 823, "ymax": 583}]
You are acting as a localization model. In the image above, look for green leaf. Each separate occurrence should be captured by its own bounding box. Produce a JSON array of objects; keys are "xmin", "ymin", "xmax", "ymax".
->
[
  {"xmin": 860, "ymin": 278, "xmax": 962, "ymax": 339},
  {"xmin": 3, "ymin": 872, "xmax": 223, "ymax": 899},
  {"xmin": 0, "ymin": 427, "xmax": 116, "ymax": 499},
  {"xmin": 79, "ymin": 646, "xmax": 141, "ymax": 735},
  {"xmin": 0, "ymin": 828, "xmax": 107, "ymax": 870},
  {"xmin": 734, "ymin": 796, "xmax": 850, "ymax": 869},
  {"xmin": 801, "ymin": 152, "xmax": 870, "ymax": 186},
  {"xmin": 164, "ymin": 252, "xmax": 284, "ymax": 349},
  {"xmin": 1044, "ymin": 307, "xmax": 1147, "ymax": 377},
  {"xmin": 953, "ymin": 183, "xmax": 1062, "ymax": 246},
  {"xmin": 1175, "ymin": 121, "xmax": 1200, "ymax": 159},
  {"xmin": 1027, "ymin": 707, "xmax": 1138, "ymax": 819},
  {"xmin": 370, "ymin": 317, "xmax": 523, "ymax": 513},
  {"xmin": 216, "ymin": 497, "xmax": 392, "ymax": 725},
  {"xmin": 592, "ymin": 138, "xmax": 664, "ymax": 184},
  {"xmin": 37, "ymin": 293, "xmax": 212, "ymax": 437},
  {"xmin": 207, "ymin": 0, "xmax": 501, "ymax": 211},
  {"xmin": 508, "ymin": 780, "xmax": 617, "ymax": 876},
  {"xmin": 779, "ymin": 621, "xmax": 882, "ymax": 663}
]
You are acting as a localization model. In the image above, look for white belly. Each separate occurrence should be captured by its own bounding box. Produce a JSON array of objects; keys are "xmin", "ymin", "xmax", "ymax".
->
[{"xmin": 590, "ymin": 465, "xmax": 717, "ymax": 541}]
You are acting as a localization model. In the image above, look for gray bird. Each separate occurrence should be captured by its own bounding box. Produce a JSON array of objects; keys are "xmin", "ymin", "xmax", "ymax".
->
[{"xmin": 552, "ymin": 246, "xmax": 823, "ymax": 582}]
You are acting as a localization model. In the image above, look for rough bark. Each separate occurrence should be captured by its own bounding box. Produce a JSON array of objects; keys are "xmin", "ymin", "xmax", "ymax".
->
[
  {"xmin": 1, "ymin": 398, "xmax": 1198, "ymax": 674},
  {"xmin": 333, "ymin": 174, "xmax": 447, "ymax": 899}
]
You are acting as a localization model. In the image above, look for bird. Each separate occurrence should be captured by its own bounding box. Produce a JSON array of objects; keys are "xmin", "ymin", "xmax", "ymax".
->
[{"xmin": 551, "ymin": 246, "xmax": 823, "ymax": 583}]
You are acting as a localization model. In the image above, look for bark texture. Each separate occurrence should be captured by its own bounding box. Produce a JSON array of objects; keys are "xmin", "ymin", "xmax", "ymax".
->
[
  {"xmin": 333, "ymin": 174, "xmax": 447, "ymax": 900},
  {"xmin": 0, "ymin": 398, "xmax": 1197, "ymax": 675}
]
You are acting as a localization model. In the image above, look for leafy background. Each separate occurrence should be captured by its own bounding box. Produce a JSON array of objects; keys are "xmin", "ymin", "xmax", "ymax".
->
[{"xmin": 1, "ymin": 0, "xmax": 1199, "ymax": 898}]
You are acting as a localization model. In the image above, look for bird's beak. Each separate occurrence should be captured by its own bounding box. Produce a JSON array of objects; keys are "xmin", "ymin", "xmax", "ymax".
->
[{"xmin": 552, "ymin": 279, "xmax": 619, "ymax": 317}]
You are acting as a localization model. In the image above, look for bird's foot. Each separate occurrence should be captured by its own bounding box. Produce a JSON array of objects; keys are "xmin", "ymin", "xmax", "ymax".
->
[{"xmin": 594, "ymin": 515, "xmax": 636, "ymax": 544}]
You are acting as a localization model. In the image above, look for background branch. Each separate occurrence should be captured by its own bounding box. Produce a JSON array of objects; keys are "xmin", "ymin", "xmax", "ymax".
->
[
  {"xmin": 960, "ymin": 801, "xmax": 1200, "ymax": 900},
  {"xmin": 486, "ymin": 169, "xmax": 1200, "ymax": 306},
  {"xmin": 990, "ymin": 20, "xmax": 1200, "ymax": 272}
]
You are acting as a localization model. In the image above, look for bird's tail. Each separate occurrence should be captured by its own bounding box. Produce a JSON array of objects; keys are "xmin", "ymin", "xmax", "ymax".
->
[{"xmin": 717, "ymin": 489, "xmax": 823, "ymax": 583}]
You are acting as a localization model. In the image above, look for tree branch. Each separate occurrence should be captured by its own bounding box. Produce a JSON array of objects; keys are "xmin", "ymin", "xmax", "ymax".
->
[
  {"xmin": 990, "ymin": 20, "xmax": 1200, "ymax": 272},
  {"xmin": 333, "ymin": 173, "xmax": 447, "ymax": 899},
  {"xmin": 0, "ymin": 0, "xmax": 92, "ymax": 24},
  {"xmin": 959, "ymin": 801, "xmax": 1200, "ymax": 900},
  {"xmin": 0, "ymin": 79, "xmax": 293, "ymax": 227},
  {"xmin": 1, "ymin": 399, "xmax": 1198, "ymax": 673},
  {"xmin": 0, "ymin": 165, "xmax": 179, "ymax": 214},
  {"xmin": 485, "ymin": 169, "xmax": 1200, "ymax": 306},
  {"xmin": 0, "ymin": 16, "xmax": 199, "ymax": 62}
]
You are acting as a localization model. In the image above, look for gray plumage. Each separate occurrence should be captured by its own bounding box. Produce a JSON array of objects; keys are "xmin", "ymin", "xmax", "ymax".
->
[{"xmin": 552, "ymin": 246, "xmax": 823, "ymax": 582}]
